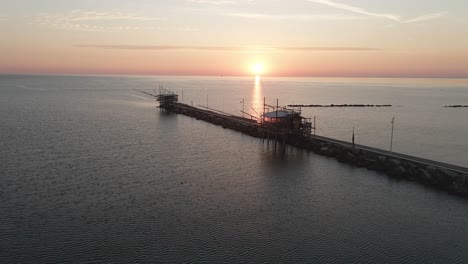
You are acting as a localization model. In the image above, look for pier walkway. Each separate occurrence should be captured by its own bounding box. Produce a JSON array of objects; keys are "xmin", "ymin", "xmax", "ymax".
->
[{"xmin": 310, "ymin": 134, "xmax": 468, "ymax": 175}]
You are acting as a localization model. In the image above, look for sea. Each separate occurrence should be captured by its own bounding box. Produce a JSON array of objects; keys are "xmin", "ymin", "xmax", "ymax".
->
[{"xmin": 1, "ymin": 74, "xmax": 468, "ymax": 263}]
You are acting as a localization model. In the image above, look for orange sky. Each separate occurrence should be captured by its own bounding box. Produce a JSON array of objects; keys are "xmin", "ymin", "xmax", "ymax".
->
[{"xmin": 1, "ymin": 0, "xmax": 468, "ymax": 77}]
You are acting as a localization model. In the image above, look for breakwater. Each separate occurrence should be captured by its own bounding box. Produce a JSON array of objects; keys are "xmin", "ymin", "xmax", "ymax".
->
[
  {"xmin": 445, "ymin": 105, "xmax": 468, "ymax": 108},
  {"xmin": 160, "ymin": 101, "xmax": 468, "ymax": 198},
  {"xmin": 288, "ymin": 104, "xmax": 392, "ymax": 108},
  {"xmin": 297, "ymin": 136, "xmax": 468, "ymax": 197}
]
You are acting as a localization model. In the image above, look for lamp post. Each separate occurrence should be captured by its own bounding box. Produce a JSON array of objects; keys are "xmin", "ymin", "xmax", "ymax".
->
[
  {"xmin": 390, "ymin": 117, "xmax": 395, "ymax": 152},
  {"xmin": 242, "ymin": 99, "xmax": 245, "ymax": 118}
]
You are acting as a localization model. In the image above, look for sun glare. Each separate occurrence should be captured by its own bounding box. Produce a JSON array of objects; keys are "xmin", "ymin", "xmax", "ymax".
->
[{"xmin": 252, "ymin": 63, "xmax": 264, "ymax": 76}]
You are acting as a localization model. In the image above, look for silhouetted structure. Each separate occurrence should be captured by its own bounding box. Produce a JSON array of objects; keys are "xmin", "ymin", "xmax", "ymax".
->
[
  {"xmin": 137, "ymin": 89, "xmax": 468, "ymax": 199},
  {"xmin": 261, "ymin": 103, "xmax": 313, "ymax": 137},
  {"xmin": 155, "ymin": 86, "xmax": 179, "ymax": 109}
]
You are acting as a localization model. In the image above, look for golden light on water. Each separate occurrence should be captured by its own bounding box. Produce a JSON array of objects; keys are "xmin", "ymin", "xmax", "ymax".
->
[{"xmin": 252, "ymin": 75, "xmax": 263, "ymax": 117}]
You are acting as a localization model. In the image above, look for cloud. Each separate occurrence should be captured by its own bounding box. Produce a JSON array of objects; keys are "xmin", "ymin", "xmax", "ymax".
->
[
  {"xmin": 33, "ymin": 20, "xmax": 139, "ymax": 32},
  {"xmin": 68, "ymin": 10, "xmax": 161, "ymax": 21},
  {"xmin": 188, "ymin": 0, "xmax": 237, "ymax": 4},
  {"xmin": 307, "ymin": 0, "xmax": 400, "ymax": 21},
  {"xmin": 187, "ymin": 0, "xmax": 252, "ymax": 4},
  {"xmin": 32, "ymin": 10, "xmax": 162, "ymax": 32},
  {"xmin": 403, "ymin": 12, "xmax": 448, "ymax": 23},
  {"xmin": 75, "ymin": 44, "xmax": 380, "ymax": 52},
  {"xmin": 227, "ymin": 13, "xmax": 363, "ymax": 21},
  {"xmin": 306, "ymin": 0, "xmax": 447, "ymax": 23}
]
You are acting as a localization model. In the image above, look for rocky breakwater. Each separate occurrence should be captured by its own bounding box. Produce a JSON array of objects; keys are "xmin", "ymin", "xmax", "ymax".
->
[
  {"xmin": 165, "ymin": 103, "xmax": 468, "ymax": 198},
  {"xmin": 302, "ymin": 139, "xmax": 468, "ymax": 197},
  {"xmin": 171, "ymin": 104, "xmax": 262, "ymax": 138}
]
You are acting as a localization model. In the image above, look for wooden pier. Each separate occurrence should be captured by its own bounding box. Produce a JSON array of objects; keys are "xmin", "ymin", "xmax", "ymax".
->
[{"xmin": 138, "ymin": 89, "xmax": 468, "ymax": 198}]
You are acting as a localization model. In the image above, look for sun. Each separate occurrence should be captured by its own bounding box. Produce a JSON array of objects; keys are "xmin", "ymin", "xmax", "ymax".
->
[{"xmin": 252, "ymin": 63, "xmax": 264, "ymax": 76}]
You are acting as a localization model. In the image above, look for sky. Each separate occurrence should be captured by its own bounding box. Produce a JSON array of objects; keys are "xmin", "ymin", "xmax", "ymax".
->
[{"xmin": 1, "ymin": 0, "xmax": 467, "ymax": 77}]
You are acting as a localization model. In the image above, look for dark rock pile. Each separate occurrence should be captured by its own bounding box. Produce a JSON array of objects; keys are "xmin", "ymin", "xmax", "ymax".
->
[{"xmin": 445, "ymin": 105, "xmax": 468, "ymax": 108}]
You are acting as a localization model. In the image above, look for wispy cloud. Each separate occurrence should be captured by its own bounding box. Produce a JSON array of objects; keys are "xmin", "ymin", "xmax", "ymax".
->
[
  {"xmin": 32, "ymin": 10, "xmax": 162, "ymax": 32},
  {"xmin": 307, "ymin": 0, "xmax": 447, "ymax": 23},
  {"xmin": 227, "ymin": 13, "xmax": 363, "ymax": 21},
  {"xmin": 67, "ymin": 10, "xmax": 161, "ymax": 21},
  {"xmin": 187, "ymin": 0, "xmax": 252, "ymax": 4},
  {"xmin": 307, "ymin": 0, "xmax": 400, "ymax": 21},
  {"xmin": 403, "ymin": 12, "xmax": 448, "ymax": 23},
  {"xmin": 33, "ymin": 21, "xmax": 137, "ymax": 32},
  {"xmin": 188, "ymin": 0, "xmax": 237, "ymax": 4},
  {"xmin": 75, "ymin": 44, "xmax": 380, "ymax": 52}
]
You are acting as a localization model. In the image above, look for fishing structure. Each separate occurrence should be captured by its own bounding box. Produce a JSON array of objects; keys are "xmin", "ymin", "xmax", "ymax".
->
[
  {"xmin": 136, "ymin": 87, "xmax": 468, "ymax": 198},
  {"xmin": 137, "ymin": 87, "xmax": 316, "ymax": 144}
]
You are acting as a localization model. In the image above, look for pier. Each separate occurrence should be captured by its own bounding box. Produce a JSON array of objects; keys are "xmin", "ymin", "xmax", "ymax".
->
[
  {"xmin": 288, "ymin": 104, "xmax": 392, "ymax": 108},
  {"xmin": 139, "ymin": 89, "xmax": 468, "ymax": 198}
]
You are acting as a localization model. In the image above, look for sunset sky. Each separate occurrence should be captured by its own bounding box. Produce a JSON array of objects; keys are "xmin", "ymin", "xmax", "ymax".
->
[{"xmin": 1, "ymin": 0, "xmax": 468, "ymax": 77}]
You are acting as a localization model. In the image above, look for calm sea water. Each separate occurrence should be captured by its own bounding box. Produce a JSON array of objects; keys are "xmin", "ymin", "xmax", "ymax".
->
[{"xmin": 1, "ymin": 75, "xmax": 468, "ymax": 263}]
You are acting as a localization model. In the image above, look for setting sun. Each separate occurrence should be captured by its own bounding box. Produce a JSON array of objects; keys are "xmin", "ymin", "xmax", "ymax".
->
[{"xmin": 252, "ymin": 63, "xmax": 264, "ymax": 76}]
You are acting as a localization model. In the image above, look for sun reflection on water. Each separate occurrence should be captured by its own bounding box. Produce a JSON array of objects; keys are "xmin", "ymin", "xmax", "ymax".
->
[{"xmin": 252, "ymin": 76, "xmax": 263, "ymax": 117}]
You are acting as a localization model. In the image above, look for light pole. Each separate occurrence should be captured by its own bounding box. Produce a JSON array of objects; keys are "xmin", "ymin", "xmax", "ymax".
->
[
  {"xmin": 390, "ymin": 117, "xmax": 395, "ymax": 152},
  {"xmin": 242, "ymin": 98, "xmax": 245, "ymax": 118}
]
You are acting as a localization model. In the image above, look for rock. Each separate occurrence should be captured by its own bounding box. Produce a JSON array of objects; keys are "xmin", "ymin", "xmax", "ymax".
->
[
  {"xmin": 337, "ymin": 153, "xmax": 347, "ymax": 163},
  {"xmin": 454, "ymin": 174, "xmax": 467, "ymax": 186},
  {"xmin": 327, "ymin": 147, "xmax": 335, "ymax": 156},
  {"xmin": 408, "ymin": 164, "xmax": 417, "ymax": 173},
  {"xmin": 394, "ymin": 166, "xmax": 406, "ymax": 176},
  {"xmin": 389, "ymin": 159, "xmax": 401, "ymax": 168},
  {"xmin": 389, "ymin": 166, "xmax": 406, "ymax": 178},
  {"xmin": 426, "ymin": 166, "xmax": 437, "ymax": 173},
  {"xmin": 407, "ymin": 164, "xmax": 418, "ymax": 179},
  {"xmin": 417, "ymin": 169, "xmax": 432, "ymax": 183},
  {"xmin": 346, "ymin": 152, "xmax": 355, "ymax": 160},
  {"xmin": 439, "ymin": 168, "xmax": 459, "ymax": 180},
  {"xmin": 401, "ymin": 162, "xmax": 411, "ymax": 169},
  {"xmin": 434, "ymin": 172, "xmax": 451, "ymax": 187},
  {"xmin": 378, "ymin": 156, "xmax": 387, "ymax": 164},
  {"xmin": 367, "ymin": 164, "xmax": 381, "ymax": 171}
]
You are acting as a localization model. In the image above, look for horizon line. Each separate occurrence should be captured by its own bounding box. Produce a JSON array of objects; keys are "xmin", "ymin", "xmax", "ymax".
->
[{"xmin": 1, "ymin": 72, "xmax": 468, "ymax": 79}]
